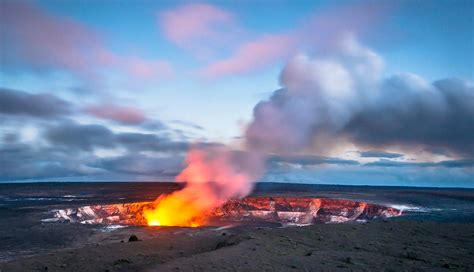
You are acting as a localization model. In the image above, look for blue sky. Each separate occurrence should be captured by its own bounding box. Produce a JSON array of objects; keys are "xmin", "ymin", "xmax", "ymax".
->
[{"xmin": 0, "ymin": 0, "xmax": 473, "ymax": 187}]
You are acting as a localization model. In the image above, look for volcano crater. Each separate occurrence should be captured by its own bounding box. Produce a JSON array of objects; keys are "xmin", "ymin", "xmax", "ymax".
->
[{"xmin": 46, "ymin": 197, "xmax": 402, "ymax": 227}]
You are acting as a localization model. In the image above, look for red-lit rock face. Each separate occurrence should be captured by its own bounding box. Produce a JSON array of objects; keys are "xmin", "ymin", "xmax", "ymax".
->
[
  {"xmin": 49, "ymin": 201, "xmax": 151, "ymax": 225},
  {"xmin": 47, "ymin": 197, "xmax": 401, "ymax": 226},
  {"xmin": 211, "ymin": 197, "xmax": 401, "ymax": 225}
]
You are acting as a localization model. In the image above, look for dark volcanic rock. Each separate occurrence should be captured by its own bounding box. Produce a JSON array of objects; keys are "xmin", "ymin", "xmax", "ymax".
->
[{"xmin": 128, "ymin": 235, "xmax": 139, "ymax": 242}]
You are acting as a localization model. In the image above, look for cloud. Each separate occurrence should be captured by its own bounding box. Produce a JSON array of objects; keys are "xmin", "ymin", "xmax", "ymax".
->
[
  {"xmin": 197, "ymin": 1, "xmax": 389, "ymax": 79},
  {"xmin": 44, "ymin": 121, "xmax": 188, "ymax": 152},
  {"xmin": 0, "ymin": 85, "xmax": 194, "ymax": 181},
  {"xmin": 438, "ymin": 159, "xmax": 474, "ymax": 168},
  {"xmin": 0, "ymin": 142, "xmax": 103, "ymax": 181},
  {"xmin": 268, "ymin": 154, "xmax": 359, "ymax": 166},
  {"xmin": 0, "ymin": 89, "xmax": 193, "ymax": 180},
  {"xmin": 345, "ymin": 77, "xmax": 474, "ymax": 157},
  {"xmin": 84, "ymin": 102, "xmax": 168, "ymax": 130},
  {"xmin": 0, "ymin": 119, "xmax": 190, "ymax": 181},
  {"xmin": 93, "ymin": 154, "xmax": 183, "ymax": 176},
  {"xmin": 170, "ymin": 120, "xmax": 205, "ymax": 131},
  {"xmin": 1, "ymin": 1, "xmax": 173, "ymax": 86},
  {"xmin": 358, "ymin": 151, "xmax": 403, "ymax": 158},
  {"xmin": 262, "ymin": 161, "xmax": 473, "ymax": 188},
  {"xmin": 115, "ymin": 132, "xmax": 188, "ymax": 152},
  {"xmin": 0, "ymin": 1, "xmax": 113, "ymax": 79},
  {"xmin": 0, "ymin": 88, "xmax": 72, "ymax": 118},
  {"xmin": 45, "ymin": 122, "xmax": 116, "ymax": 151},
  {"xmin": 0, "ymin": 135, "xmax": 185, "ymax": 181},
  {"xmin": 245, "ymin": 35, "xmax": 383, "ymax": 153},
  {"xmin": 365, "ymin": 159, "xmax": 474, "ymax": 168},
  {"xmin": 0, "ymin": 88, "xmax": 167, "ymax": 132},
  {"xmin": 244, "ymin": 35, "xmax": 474, "ymax": 159},
  {"xmin": 300, "ymin": 2, "xmax": 390, "ymax": 49},
  {"xmin": 199, "ymin": 34, "xmax": 296, "ymax": 78},
  {"xmin": 84, "ymin": 103, "xmax": 148, "ymax": 125},
  {"xmin": 269, "ymin": 156, "xmax": 474, "ymax": 170},
  {"xmin": 159, "ymin": 3, "xmax": 235, "ymax": 52}
]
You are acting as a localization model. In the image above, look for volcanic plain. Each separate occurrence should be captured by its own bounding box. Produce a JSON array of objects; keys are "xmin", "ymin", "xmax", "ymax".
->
[
  {"xmin": 1, "ymin": 221, "xmax": 473, "ymax": 271},
  {"xmin": 1, "ymin": 182, "xmax": 473, "ymax": 271}
]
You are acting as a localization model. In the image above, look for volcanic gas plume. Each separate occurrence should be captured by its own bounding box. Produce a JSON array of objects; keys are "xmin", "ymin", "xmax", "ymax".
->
[
  {"xmin": 143, "ymin": 34, "xmax": 473, "ymax": 227},
  {"xmin": 143, "ymin": 146, "xmax": 264, "ymax": 226},
  {"xmin": 143, "ymin": 35, "xmax": 380, "ymax": 227}
]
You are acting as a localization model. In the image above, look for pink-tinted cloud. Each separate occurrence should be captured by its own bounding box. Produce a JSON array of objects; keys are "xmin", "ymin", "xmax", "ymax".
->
[
  {"xmin": 300, "ymin": 2, "xmax": 391, "ymax": 50},
  {"xmin": 84, "ymin": 103, "xmax": 147, "ymax": 125},
  {"xmin": 199, "ymin": 34, "xmax": 297, "ymax": 79},
  {"xmin": 1, "ymin": 2, "xmax": 173, "ymax": 85},
  {"xmin": 1, "ymin": 2, "xmax": 113, "ymax": 73},
  {"xmin": 159, "ymin": 3, "xmax": 236, "ymax": 52},
  {"xmin": 197, "ymin": 2, "xmax": 391, "ymax": 79}
]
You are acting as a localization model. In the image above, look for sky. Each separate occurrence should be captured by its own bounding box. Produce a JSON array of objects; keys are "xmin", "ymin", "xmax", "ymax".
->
[{"xmin": 0, "ymin": 0, "xmax": 473, "ymax": 187}]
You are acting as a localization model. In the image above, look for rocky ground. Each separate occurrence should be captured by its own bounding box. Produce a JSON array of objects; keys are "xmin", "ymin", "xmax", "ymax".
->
[{"xmin": 1, "ymin": 221, "xmax": 473, "ymax": 271}]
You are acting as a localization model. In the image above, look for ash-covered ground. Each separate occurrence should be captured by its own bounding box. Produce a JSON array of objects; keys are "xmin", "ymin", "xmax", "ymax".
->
[{"xmin": 0, "ymin": 182, "xmax": 473, "ymax": 271}]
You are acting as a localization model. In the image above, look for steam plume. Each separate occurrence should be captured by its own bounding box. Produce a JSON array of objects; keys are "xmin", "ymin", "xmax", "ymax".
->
[
  {"xmin": 143, "ymin": 145, "xmax": 264, "ymax": 226},
  {"xmin": 144, "ymin": 35, "xmax": 473, "ymax": 226},
  {"xmin": 247, "ymin": 35, "xmax": 473, "ymax": 157},
  {"xmin": 246, "ymin": 35, "xmax": 384, "ymax": 153}
]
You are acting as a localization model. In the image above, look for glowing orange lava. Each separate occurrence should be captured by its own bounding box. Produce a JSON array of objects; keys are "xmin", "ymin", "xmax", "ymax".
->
[
  {"xmin": 142, "ymin": 146, "xmax": 263, "ymax": 227},
  {"xmin": 143, "ymin": 189, "xmax": 207, "ymax": 227}
]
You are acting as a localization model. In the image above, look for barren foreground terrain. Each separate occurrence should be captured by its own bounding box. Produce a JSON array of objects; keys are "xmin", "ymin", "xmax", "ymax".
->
[{"xmin": 1, "ymin": 221, "xmax": 473, "ymax": 271}]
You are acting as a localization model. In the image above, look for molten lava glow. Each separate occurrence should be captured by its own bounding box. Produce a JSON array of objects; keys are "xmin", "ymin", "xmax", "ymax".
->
[
  {"xmin": 148, "ymin": 220, "xmax": 160, "ymax": 226},
  {"xmin": 143, "ymin": 187, "xmax": 209, "ymax": 227},
  {"xmin": 142, "ymin": 146, "xmax": 263, "ymax": 227}
]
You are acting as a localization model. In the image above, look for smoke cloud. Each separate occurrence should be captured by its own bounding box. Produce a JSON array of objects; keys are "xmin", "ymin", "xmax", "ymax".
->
[
  {"xmin": 246, "ymin": 35, "xmax": 474, "ymax": 157},
  {"xmin": 246, "ymin": 35, "xmax": 384, "ymax": 153},
  {"xmin": 143, "ymin": 145, "xmax": 264, "ymax": 226},
  {"xmin": 346, "ymin": 77, "xmax": 474, "ymax": 157},
  {"xmin": 144, "ymin": 35, "xmax": 473, "ymax": 226}
]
